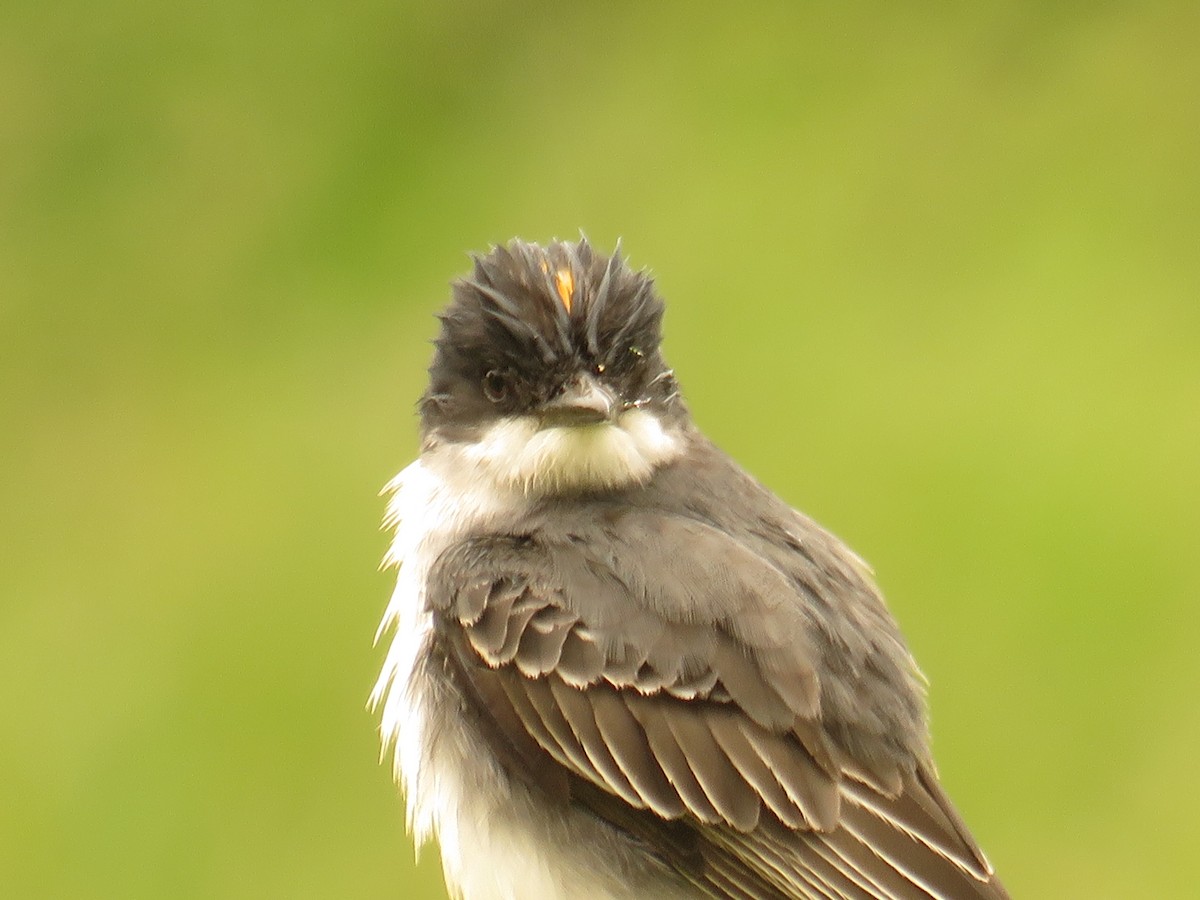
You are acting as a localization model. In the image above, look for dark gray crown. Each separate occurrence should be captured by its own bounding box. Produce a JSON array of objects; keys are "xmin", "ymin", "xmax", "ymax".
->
[
  {"xmin": 440, "ymin": 237, "xmax": 662, "ymax": 370},
  {"xmin": 421, "ymin": 238, "xmax": 680, "ymax": 436}
]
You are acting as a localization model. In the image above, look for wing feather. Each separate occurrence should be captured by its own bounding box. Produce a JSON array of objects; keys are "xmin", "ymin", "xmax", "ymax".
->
[
  {"xmin": 514, "ymin": 613, "xmax": 572, "ymax": 675},
  {"xmin": 489, "ymin": 670, "xmax": 578, "ymax": 772},
  {"xmin": 706, "ymin": 709, "xmax": 805, "ymax": 828},
  {"xmin": 737, "ymin": 719, "xmax": 841, "ymax": 832},
  {"xmin": 659, "ymin": 703, "xmax": 761, "ymax": 831},
  {"xmin": 423, "ymin": 515, "xmax": 1009, "ymax": 899},
  {"xmin": 547, "ymin": 676, "xmax": 647, "ymax": 809},
  {"xmin": 588, "ymin": 688, "xmax": 687, "ymax": 819},
  {"xmin": 517, "ymin": 674, "xmax": 608, "ymax": 785},
  {"xmin": 555, "ymin": 628, "xmax": 607, "ymax": 685},
  {"xmin": 836, "ymin": 804, "xmax": 994, "ymax": 900}
]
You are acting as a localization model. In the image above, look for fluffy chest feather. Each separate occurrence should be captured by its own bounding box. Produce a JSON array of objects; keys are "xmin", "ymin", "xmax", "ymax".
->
[{"xmin": 370, "ymin": 454, "xmax": 514, "ymax": 830}]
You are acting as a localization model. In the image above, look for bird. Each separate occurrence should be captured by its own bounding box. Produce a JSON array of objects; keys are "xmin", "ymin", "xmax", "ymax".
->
[{"xmin": 371, "ymin": 237, "xmax": 1010, "ymax": 900}]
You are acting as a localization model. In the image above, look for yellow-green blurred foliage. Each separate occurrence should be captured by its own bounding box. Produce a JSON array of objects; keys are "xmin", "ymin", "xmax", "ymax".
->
[{"xmin": 3, "ymin": 2, "xmax": 1197, "ymax": 897}]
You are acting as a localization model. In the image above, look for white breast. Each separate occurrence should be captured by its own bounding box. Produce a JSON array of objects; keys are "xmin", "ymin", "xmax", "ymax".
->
[{"xmin": 370, "ymin": 452, "xmax": 512, "ymax": 833}]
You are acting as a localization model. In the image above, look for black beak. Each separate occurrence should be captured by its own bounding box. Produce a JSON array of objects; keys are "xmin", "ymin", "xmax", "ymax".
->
[{"xmin": 539, "ymin": 373, "xmax": 616, "ymax": 427}]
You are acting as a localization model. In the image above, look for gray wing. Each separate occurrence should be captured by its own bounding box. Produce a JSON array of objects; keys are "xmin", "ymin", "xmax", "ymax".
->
[{"xmin": 428, "ymin": 510, "xmax": 1008, "ymax": 900}]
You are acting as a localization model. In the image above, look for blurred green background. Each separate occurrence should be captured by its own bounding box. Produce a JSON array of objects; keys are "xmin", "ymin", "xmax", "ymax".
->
[{"xmin": 3, "ymin": 1, "xmax": 1197, "ymax": 897}]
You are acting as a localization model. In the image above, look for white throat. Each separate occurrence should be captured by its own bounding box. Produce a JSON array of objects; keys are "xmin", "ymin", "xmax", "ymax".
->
[{"xmin": 445, "ymin": 407, "xmax": 683, "ymax": 497}]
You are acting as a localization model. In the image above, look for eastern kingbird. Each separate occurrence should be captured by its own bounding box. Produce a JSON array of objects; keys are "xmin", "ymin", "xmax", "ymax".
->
[{"xmin": 372, "ymin": 238, "xmax": 1009, "ymax": 899}]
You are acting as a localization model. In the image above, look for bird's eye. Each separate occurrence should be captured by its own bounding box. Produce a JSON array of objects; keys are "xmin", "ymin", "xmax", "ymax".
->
[{"xmin": 482, "ymin": 369, "xmax": 511, "ymax": 403}]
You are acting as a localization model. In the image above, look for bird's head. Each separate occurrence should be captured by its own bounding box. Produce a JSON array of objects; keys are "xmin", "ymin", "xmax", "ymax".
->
[{"xmin": 419, "ymin": 238, "xmax": 689, "ymax": 496}]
